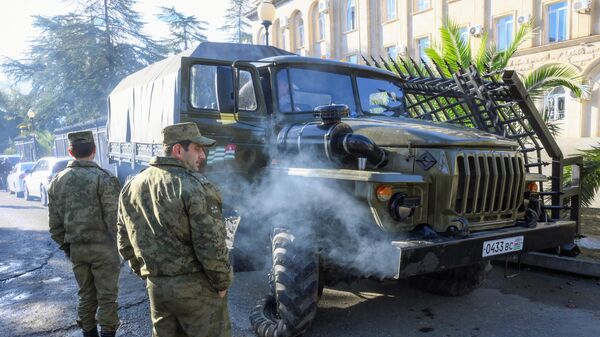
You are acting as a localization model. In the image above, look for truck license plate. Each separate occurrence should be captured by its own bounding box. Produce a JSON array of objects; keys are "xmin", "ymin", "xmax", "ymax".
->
[{"xmin": 482, "ymin": 236, "xmax": 524, "ymax": 257}]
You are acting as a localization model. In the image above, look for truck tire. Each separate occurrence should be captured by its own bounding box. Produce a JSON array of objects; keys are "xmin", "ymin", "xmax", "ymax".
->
[
  {"xmin": 410, "ymin": 262, "xmax": 491, "ymax": 296},
  {"xmin": 250, "ymin": 228, "xmax": 319, "ymax": 337}
]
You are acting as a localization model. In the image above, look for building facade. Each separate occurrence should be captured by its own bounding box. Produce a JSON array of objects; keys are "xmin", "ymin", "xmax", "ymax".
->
[{"xmin": 248, "ymin": 0, "xmax": 600, "ymax": 157}]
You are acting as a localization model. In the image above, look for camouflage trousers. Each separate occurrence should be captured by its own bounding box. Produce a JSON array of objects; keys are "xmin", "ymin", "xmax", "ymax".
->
[
  {"xmin": 70, "ymin": 242, "xmax": 121, "ymax": 332},
  {"xmin": 147, "ymin": 272, "xmax": 231, "ymax": 337}
]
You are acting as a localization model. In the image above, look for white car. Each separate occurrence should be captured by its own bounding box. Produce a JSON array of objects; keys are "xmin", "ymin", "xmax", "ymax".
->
[
  {"xmin": 23, "ymin": 157, "xmax": 71, "ymax": 206},
  {"xmin": 7, "ymin": 162, "xmax": 35, "ymax": 197}
]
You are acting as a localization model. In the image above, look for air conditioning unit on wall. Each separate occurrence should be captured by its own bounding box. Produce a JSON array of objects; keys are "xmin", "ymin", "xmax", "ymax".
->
[
  {"xmin": 469, "ymin": 25, "xmax": 483, "ymax": 37},
  {"xmin": 517, "ymin": 14, "xmax": 531, "ymax": 24},
  {"xmin": 573, "ymin": 0, "xmax": 592, "ymax": 14},
  {"xmin": 318, "ymin": 0, "xmax": 329, "ymax": 13}
]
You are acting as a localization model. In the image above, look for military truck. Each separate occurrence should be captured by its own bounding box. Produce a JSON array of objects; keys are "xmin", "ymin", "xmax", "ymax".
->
[{"xmin": 106, "ymin": 42, "xmax": 581, "ymax": 337}]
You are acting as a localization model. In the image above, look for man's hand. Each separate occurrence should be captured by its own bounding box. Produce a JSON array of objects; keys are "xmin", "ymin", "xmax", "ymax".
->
[{"xmin": 218, "ymin": 289, "xmax": 227, "ymax": 298}]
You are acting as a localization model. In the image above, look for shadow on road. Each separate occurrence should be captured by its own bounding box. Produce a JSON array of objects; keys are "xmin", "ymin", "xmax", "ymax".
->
[{"xmin": 0, "ymin": 204, "xmax": 45, "ymax": 210}]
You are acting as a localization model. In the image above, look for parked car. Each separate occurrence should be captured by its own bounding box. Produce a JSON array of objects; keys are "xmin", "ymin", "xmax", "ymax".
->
[
  {"xmin": 7, "ymin": 162, "xmax": 35, "ymax": 197},
  {"xmin": 23, "ymin": 157, "xmax": 70, "ymax": 205}
]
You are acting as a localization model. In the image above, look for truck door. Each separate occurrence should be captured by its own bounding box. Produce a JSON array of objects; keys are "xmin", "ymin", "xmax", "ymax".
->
[{"xmin": 180, "ymin": 57, "xmax": 269, "ymax": 176}]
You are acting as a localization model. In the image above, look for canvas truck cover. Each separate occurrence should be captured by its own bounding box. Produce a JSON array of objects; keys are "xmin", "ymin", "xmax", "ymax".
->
[{"xmin": 107, "ymin": 42, "xmax": 293, "ymax": 144}]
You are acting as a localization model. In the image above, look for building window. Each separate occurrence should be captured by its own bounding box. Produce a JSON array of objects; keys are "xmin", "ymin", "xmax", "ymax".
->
[
  {"xmin": 547, "ymin": 2, "xmax": 568, "ymax": 43},
  {"xmin": 385, "ymin": 45, "xmax": 398, "ymax": 60},
  {"xmin": 281, "ymin": 30, "xmax": 287, "ymax": 50},
  {"xmin": 347, "ymin": 54, "xmax": 358, "ymax": 63},
  {"xmin": 318, "ymin": 12, "xmax": 326, "ymax": 40},
  {"xmin": 458, "ymin": 26, "xmax": 469, "ymax": 44},
  {"xmin": 415, "ymin": 0, "xmax": 431, "ymax": 11},
  {"xmin": 346, "ymin": 0, "xmax": 356, "ymax": 31},
  {"xmin": 544, "ymin": 87, "xmax": 566, "ymax": 121},
  {"xmin": 384, "ymin": 0, "xmax": 397, "ymax": 21},
  {"xmin": 296, "ymin": 17, "xmax": 304, "ymax": 52},
  {"xmin": 417, "ymin": 37, "xmax": 430, "ymax": 63},
  {"xmin": 496, "ymin": 15, "xmax": 514, "ymax": 51}
]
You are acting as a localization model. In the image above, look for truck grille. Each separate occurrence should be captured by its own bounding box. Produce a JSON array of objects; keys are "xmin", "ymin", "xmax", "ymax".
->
[{"xmin": 454, "ymin": 152, "xmax": 525, "ymax": 215}]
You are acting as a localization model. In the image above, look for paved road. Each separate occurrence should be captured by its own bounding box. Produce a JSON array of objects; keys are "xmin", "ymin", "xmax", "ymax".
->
[{"xmin": 1, "ymin": 191, "xmax": 599, "ymax": 337}]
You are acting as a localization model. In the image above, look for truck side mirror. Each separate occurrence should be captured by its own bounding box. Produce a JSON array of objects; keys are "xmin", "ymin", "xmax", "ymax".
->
[{"xmin": 216, "ymin": 66, "xmax": 234, "ymax": 113}]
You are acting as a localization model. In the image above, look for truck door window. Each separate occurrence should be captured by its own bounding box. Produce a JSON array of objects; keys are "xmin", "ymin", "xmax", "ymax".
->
[
  {"xmin": 356, "ymin": 77, "xmax": 405, "ymax": 116},
  {"xmin": 190, "ymin": 64, "xmax": 219, "ymax": 110},
  {"xmin": 276, "ymin": 68, "xmax": 356, "ymax": 115},
  {"xmin": 237, "ymin": 70, "xmax": 258, "ymax": 111}
]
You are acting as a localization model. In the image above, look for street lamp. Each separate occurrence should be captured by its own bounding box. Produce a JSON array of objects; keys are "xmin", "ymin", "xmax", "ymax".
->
[
  {"xmin": 258, "ymin": 0, "xmax": 276, "ymax": 46},
  {"xmin": 27, "ymin": 109, "xmax": 37, "ymax": 161}
]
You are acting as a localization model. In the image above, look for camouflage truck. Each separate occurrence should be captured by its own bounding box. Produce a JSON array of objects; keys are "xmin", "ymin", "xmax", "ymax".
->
[{"xmin": 107, "ymin": 42, "xmax": 581, "ymax": 337}]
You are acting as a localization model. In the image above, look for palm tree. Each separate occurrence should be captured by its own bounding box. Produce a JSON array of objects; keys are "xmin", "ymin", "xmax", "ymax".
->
[{"xmin": 424, "ymin": 19, "xmax": 585, "ymax": 101}]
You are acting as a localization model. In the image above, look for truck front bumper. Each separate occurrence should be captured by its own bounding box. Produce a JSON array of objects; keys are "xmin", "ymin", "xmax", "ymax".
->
[{"xmin": 392, "ymin": 221, "xmax": 576, "ymax": 279}]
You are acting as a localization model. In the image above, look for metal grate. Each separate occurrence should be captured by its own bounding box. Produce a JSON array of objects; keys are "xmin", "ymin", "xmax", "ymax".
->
[{"xmin": 454, "ymin": 152, "xmax": 525, "ymax": 216}]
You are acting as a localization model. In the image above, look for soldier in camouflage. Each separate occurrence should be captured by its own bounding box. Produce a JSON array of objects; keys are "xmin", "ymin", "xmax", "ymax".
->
[
  {"xmin": 117, "ymin": 122, "xmax": 233, "ymax": 337},
  {"xmin": 48, "ymin": 131, "xmax": 122, "ymax": 337}
]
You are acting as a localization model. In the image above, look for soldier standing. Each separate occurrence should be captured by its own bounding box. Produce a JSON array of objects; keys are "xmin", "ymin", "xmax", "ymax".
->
[
  {"xmin": 48, "ymin": 131, "xmax": 121, "ymax": 337},
  {"xmin": 117, "ymin": 122, "xmax": 233, "ymax": 337}
]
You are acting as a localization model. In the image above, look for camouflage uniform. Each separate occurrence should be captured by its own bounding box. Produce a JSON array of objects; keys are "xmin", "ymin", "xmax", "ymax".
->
[
  {"xmin": 48, "ymin": 131, "xmax": 121, "ymax": 335},
  {"xmin": 117, "ymin": 123, "xmax": 233, "ymax": 337}
]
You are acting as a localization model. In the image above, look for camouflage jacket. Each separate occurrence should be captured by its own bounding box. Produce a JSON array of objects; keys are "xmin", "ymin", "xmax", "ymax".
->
[
  {"xmin": 117, "ymin": 156, "xmax": 232, "ymax": 291},
  {"xmin": 48, "ymin": 160, "xmax": 121, "ymax": 249}
]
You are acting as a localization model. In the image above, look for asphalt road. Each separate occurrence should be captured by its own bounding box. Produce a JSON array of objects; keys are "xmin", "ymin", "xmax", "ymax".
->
[{"xmin": 1, "ymin": 191, "xmax": 600, "ymax": 337}]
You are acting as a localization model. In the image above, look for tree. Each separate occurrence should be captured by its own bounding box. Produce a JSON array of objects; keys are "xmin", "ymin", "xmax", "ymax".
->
[
  {"xmin": 157, "ymin": 6, "xmax": 208, "ymax": 54},
  {"xmin": 1, "ymin": 0, "xmax": 165, "ymax": 130},
  {"xmin": 424, "ymin": 20, "xmax": 585, "ymax": 101},
  {"xmin": 220, "ymin": 0, "xmax": 252, "ymax": 44}
]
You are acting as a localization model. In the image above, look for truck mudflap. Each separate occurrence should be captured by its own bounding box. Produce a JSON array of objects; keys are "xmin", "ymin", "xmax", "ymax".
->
[{"xmin": 392, "ymin": 221, "xmax": 577, "ymax": 279}]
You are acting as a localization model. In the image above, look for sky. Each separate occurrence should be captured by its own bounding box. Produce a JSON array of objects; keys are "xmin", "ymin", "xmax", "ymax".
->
[{"xmin": 0, "ymin": 0, "xmax": 232, "ymax": 88}]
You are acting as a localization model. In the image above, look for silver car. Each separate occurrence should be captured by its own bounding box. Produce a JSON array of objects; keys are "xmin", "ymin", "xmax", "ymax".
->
[
  {"xmin": 23, "ymin": 157, "xmax": 70, "ymax": 206},
  {"xmin": 7, "ymin": 162, "xmax": 35, "ymax": 198}
]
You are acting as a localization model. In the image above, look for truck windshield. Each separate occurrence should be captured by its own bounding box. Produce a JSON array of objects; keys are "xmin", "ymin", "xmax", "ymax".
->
[
  {"xmin": 356, "ymin": 76, "xmax": 405, "ymax": 116},
  {"xmin": 276, "ymin": 67, "xmax": 405, "ymax": 117},
  {"xmin": 276, "ymin": 68, "xmax": 356, "ymax": 115}
]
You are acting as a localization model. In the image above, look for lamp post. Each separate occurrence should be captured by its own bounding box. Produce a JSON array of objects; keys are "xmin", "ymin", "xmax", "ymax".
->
[
  {"xmin": 27, "ymin": 109, "xmax": 37, "ymax": 161},
  {"xmin": 258, "ymin": 1, "xmax": 276, "ymax": 46}
]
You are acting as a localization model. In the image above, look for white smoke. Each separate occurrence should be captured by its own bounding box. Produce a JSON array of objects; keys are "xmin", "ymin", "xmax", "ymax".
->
[{"xmin": 211, "ymin": 146, "xmax": 403, "ymax": 280}]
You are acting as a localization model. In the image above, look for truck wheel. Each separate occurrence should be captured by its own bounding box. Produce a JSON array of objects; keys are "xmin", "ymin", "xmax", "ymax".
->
[
  {"xmin": 410, "ymin": 262, "xmax": 491, "ymax": 296},
  {"xmin": 250, "ymin": 228, "xmax": 319, "ymax": 337}
]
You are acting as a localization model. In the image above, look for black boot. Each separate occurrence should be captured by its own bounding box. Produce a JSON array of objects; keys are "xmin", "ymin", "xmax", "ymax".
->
[
  {"xmin": 100, "ymin": 331, "xmax": 116, "ymax": 337},
  {"xmin": 82, "ymin": 327, "xmax": 99, "ymax": 337}
]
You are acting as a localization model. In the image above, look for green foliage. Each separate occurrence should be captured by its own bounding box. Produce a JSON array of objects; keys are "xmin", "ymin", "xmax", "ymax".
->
[
  {"xmin": 34, "ymin": 130, "xmax": 54, "ymax": 157},
  {"xmin": 0, "ymin": 90, "xmax": 29, "ymax": 153},
  {"xmin": 577, "ymin": 147, "xmax": 600, "ymax": 208},
  {"xmin": 422, "ymin": 18, "xmax": 587, "ymax": 101},
  {"xmin": 523, "ymin": 63, "xmax": 585, "ymax": 101},
  {"xmin": 157, "ymin": 6, "xmax": 208, "ymax": 54},
  {"xmin": 219, "ymin": 0, "xmax": 252, "ymax": 44}
]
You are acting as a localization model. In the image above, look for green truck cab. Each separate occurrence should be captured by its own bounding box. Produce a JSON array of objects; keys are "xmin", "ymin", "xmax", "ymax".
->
[{"xmin": 107, "ymin": 42, "xmax": 580, "ymax": 337}]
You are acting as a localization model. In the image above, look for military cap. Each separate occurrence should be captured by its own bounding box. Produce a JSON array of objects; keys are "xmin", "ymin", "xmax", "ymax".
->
[
  {"xmin": 161, "ymin": 122, "xmax": 216, "ymax": 147},
  {"xmin": 68, "ymin": 131, "xmax": 95, "ymax": 146}
]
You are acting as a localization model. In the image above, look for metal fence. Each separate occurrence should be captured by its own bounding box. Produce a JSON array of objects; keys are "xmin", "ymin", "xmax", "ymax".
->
[
  {"xmin": 13, "ymin": 136, "xmax": 38, "ymax": 162},
  {"xmin": 53, "ymin": 119, "xmax": 115, "ymax": 174}
]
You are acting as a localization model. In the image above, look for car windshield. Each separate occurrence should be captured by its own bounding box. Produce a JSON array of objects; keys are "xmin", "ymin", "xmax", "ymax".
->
[
  {"xmin": 276, "ymin": 67, "xmax": 405, "ymax": 117},
  {"xmin": 20, "ymin": 163, "xmax": 34, "ymax": 171},
  {"xmin": 52, "ymin": 160, "xmax": 69, "ymax": 174}
]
